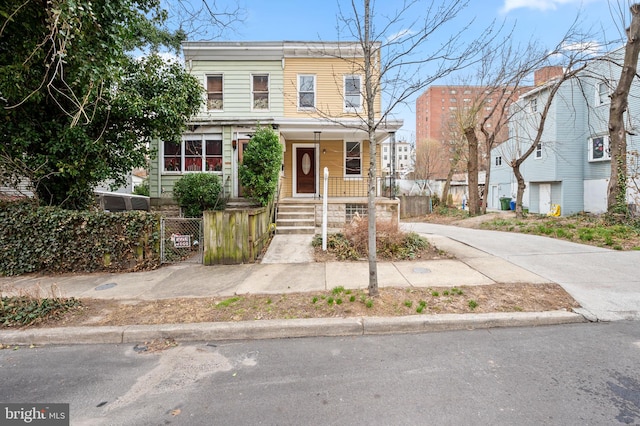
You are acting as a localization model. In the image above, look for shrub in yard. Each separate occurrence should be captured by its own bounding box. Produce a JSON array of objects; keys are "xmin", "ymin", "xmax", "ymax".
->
[
  {"xmin": 173, "ymin": 173, "xmax": 224, "ymax": 217},
  {"xmin": 1, "ymin": 296, "xmax": 81, "ymax": 327},
  {"xmin": 239, "ymin": 126, "xmax": 283, "ymax": 206}
]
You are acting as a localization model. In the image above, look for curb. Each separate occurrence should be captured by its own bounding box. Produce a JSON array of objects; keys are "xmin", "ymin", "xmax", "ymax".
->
[{"xmin": 0, "ymin": 311, "xmax": 586, "ymax": 346}]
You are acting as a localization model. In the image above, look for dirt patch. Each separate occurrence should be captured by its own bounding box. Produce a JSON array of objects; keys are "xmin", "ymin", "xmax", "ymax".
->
[{"xmin": 27, "ymin": 283, "xmax": 578, "ymax": 329}]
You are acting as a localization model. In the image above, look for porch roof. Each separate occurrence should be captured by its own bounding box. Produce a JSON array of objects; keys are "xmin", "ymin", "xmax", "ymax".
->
[{"xmin": 277, "ymin": 117, "xmax": 403, "ymax": 143}]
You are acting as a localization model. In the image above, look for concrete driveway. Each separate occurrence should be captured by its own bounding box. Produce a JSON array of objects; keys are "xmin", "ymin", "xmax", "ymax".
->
[{"xmin": 402, "ymin": 222, "xmax": 640, "ymax": 322}]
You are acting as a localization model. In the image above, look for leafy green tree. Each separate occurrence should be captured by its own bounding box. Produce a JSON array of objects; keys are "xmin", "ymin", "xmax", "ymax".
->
[
  {"xmin": 173, "ymin": 173, "xmax": 225, "ymax": 217},
  {"xmin": 239, "ymin": 127, "xmax": 283, "ymax": 206},
  {"xmin": 0, "ymin": 0, "xmax": 203, "ymax": 209}
]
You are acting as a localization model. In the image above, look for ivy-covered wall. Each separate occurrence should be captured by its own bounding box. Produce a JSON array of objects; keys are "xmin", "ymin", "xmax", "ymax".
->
[{"xmin": 0, "ymin": 200, "xmax": 161, "ymax": 276}]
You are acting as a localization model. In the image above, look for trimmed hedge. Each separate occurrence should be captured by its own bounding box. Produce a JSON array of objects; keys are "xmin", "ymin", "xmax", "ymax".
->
[{"xmin": 0, "ymin": 200, "xmax": 161, "ymax": 276}]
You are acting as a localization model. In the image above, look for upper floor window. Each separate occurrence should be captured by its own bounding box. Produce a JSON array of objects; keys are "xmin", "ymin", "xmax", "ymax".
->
[
  {"xmin": 597, "ymin": 81, "xmax": 611, "ymax": 106},
  {"xmin": 207, "ymin": 75, "xmax": 223, "ymax": 111},
  {"xmin": 588, "ymin": 136, "xmax": 611, "ymax": 162},
  {"xmin": 298, "ymin": 75, "xmax": 316, "ymax": 109},
  {"xmin": 345, "ymin": 141, "xmax": 362, "ymax": 176},
  {"xmin": 495, "ymin": 156, "xmax": 502, "ymax": 166},
  {"xmin": 252, "ymin": 74, "xmax": 269, "ymax": 110},
  {"xmin": 529, "ymin": 98, "xmax": 537, "ymax": 113},
  {"xmin": 344, "ymin": 75, "xmax": 362, "ymax": 111},
  {"xmin": 535, "ymin": 142, "xmax": 542, "ymax": 159}
]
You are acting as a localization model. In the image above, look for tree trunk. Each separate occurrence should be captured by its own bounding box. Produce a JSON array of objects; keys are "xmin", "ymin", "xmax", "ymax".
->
[
  {"xmin": 464, "ymin": 127, "xmax": 479, "ymax": 215},
  {"xmin": 441, "ymin": 157, "xmax": 457, "ymax": 206},
  {"xmin": 607, "ymin": 4, "xmax": 640, "ymax": 214},
  {"xmin": 513, "ymin": 161, "xmax": 527, "ymax": 219},
  {"xmin": 363, "ymin": 0, "xmax": 378, "ymax": 297}
]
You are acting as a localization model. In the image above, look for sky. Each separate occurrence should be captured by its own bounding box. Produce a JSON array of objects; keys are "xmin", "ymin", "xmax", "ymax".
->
[{"xmin": 173, "ymin": 0, "xmax": 623, "ymax": 142}]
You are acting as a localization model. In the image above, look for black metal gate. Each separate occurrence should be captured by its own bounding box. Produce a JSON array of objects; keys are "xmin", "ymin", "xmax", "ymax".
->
[{"xmin": 160, "ymin": 217, "xmax": 203, "ymax": 264}]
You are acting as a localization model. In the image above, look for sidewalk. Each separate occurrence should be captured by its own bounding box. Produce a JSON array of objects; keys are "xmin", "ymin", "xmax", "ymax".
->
[{"xmin": 0, "ymin": 232, "xmax": 587, "ymax": 345}]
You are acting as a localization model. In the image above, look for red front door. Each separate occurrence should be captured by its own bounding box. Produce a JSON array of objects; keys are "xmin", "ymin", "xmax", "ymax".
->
[{"xmin": 296, "ymin": 147, "xmax": 315, "ymax": 195}]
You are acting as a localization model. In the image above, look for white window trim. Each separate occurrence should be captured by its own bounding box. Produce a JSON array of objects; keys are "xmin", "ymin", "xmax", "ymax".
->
[
  {"xmin": 251, "ymin": 73, "xmax": 270, "ymax": 111},
  {"xmin": 344, "ymin": 141, "xmax": 363, "ymax": 178},
  {"xmin": 535, "ymin": 142, "xmax": 542, "ymax": 159},
  {"xmin": 588, "ymin": 135, "xmax": 611, "ymax": 162},
  {"xmin": 343, "ymin": 74, "xmax": 362, "ymax": 112},
  {"xmin": 529, "ymin": 98, "xmax": 537, "ymax": 114},
  {"xmin": 596, "ymin": 80, "xmax": 611, "ymax": 106},
  {"xmin": 162, "ymin": 134, "xmax": 224, "ymax": 174},
  {"xmin": 206, "ymin": 74, "xmax": 224, "ymax": 112},
  {"xmin": 297, "ymin": 74, "xmax": 316, "ymax": 110}
]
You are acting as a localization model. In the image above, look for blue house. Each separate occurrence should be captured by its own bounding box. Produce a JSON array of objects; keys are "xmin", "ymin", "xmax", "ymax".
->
[{"xmin": 489, "ymin": 50, "xmax": 640, "ymax": 216}]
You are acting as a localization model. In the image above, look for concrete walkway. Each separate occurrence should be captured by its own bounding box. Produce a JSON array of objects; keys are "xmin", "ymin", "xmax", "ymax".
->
[{"xmin": 402, "ymin": 222, "xmax": 640, "ymax": 322}]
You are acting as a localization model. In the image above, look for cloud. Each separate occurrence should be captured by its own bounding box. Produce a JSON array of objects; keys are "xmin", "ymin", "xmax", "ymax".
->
[
  {"xmin": 385, "ymin": 29, "xmax": 416, "ymax": 43},
  {"xmin": 500, "ymin": 0, "xmax": 590, "ymax": 14}
]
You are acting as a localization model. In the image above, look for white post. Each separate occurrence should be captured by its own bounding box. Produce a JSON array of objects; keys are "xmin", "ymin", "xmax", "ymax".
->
[{"xmin": 322, "ymin": 167, "xmax": 328, "ymax": 251}]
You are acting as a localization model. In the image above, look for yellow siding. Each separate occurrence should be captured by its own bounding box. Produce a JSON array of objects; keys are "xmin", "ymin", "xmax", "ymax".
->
[
  {"xmin": 281, "ymin": 139, "xmax": 380, "ymax": 198},
  {"xmin": 283, "ymin": 57, "xmax": 381, "ymax": 118}
]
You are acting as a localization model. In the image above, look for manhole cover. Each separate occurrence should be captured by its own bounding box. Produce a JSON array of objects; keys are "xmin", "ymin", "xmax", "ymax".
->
[
  {"xmin": 413, "ymin": 267, "xmax": 431, "ymax": 274},
  {"xmin": 95, "ymin": 282, "xmax": 117, "ymax": 291}
]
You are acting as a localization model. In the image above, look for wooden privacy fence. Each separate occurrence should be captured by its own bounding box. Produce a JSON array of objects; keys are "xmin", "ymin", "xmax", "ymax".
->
[{"xmin": 203, "ymin": 207, "xmax": 272, "ymax": 264}]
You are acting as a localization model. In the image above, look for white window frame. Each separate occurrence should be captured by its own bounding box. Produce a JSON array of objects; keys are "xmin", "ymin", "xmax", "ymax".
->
[
  {"xmin": 529, "ymin": 98, "xmax": 537, "ymax": 113},
  {"xmin": 162, "ymin": 134, "xmax": 223, "ymax": 174},
  {"xmin": 206, "ymin": 74, "xmax": 223, "ymax": 111},
  {"xmin": 588, "ymin": 135, "xmax": 611, "ymax": 162},
  {"xmin": 535, "ymin": 142, "xmax": 542, "ymax": 159},
  {"xmin": 344, "ymin": 75, "xmax": 362, "ymax": 112},
  {"xmin": 345, "ymin": 141, "xmax": 362, "ymax": 177},
  {"xmin": 251, "ymin": 73, "xmax": 270, "ymax": 111},
  {"xmin": 596, "ymin": 80, "xmax": 611, "ymax": 106},
  {"xmin": 495, "ymin": 155, "xmax": 502, "ymax": 166},
  {"xmin": 298, "ymin": 74, "xmax": 316, "ymax": 110}
]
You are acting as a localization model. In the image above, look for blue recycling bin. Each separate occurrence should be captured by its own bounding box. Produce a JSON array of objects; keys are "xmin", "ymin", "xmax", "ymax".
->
[{"xmin": 509, "ymin": 200, "xmax": 516, "ymax": 210}]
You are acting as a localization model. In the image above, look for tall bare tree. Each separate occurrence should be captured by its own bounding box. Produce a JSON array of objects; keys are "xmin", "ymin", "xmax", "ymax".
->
[
  {"xmin": 607, "ymin": 3, "xmax": 640, "ymax": 214},
  {"xmin": 336, "ymin": 0, "xmax": 498, "ymax": 295}
]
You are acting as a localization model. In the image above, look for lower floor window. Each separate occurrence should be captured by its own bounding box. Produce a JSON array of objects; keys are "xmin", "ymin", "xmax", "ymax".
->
[
  {"xmin": 164, "ymin": 135, "xmax": 223, "ymax": 172},
  {"xmin": 346, "ymin": 203, "xmax": 368, "ymax": 222}
]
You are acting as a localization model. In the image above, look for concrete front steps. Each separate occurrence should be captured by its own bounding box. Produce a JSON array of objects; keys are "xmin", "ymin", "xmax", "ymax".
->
[{"xmin": 276, "ymin": 203, "xmax": 316, "ymax": 234}]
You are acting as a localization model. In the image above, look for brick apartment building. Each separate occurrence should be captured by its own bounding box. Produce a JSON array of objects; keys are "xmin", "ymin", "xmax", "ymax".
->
[{"xmin": 414, "ymin": 67, "xmax": 560, "ymax": 180}]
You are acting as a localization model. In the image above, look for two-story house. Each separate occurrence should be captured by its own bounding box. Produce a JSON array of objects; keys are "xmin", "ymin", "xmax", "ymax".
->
[
  {"xmin": 149, "ymin": 41, "xmax": 403, "ymax": 229},
  {"xmin": 489, "ymin": 48, "xmax": 640, "ymax": 215}
]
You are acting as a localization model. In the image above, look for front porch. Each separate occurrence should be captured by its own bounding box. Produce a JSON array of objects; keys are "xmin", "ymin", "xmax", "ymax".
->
[{"xmin": 276, "ymin": 195, "xmax": 399, "ymax": 234}]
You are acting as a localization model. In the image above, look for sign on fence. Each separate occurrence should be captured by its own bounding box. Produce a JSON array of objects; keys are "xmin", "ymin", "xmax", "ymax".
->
[{"xmin": 172, "ymin": 234, "xmax": 191, "ymax": 248}]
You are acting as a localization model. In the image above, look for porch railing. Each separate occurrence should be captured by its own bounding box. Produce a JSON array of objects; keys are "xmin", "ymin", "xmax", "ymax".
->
[{"xmin": 281, "ymin": 176, "xmax": 397, "ymax": 198}]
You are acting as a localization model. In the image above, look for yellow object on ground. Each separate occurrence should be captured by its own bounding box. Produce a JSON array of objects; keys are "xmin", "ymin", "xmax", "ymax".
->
[{"xmin": 548, "ymin": 204, "xmax": 561, "ymax": 217}]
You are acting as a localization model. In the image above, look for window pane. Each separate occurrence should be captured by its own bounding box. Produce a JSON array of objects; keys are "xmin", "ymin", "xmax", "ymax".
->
[
  {"xmin": 346, "ymin": 158, "xmax": 361, "ymax": 175},
  {"xmin": 592, "ymin": 137, "xmax": 604, "ymax": 159},
  {"xmin": 164, "ymin": 142, "xmax": 181, "ymax": 172},
  {"xmin": 186, "ymin": 140, "xmax": 202, "ymax": 156},
  {"xmin": 346, "ymin": 142, "xmax": 360, "ymax": 157},
  {"xmin": 345, "ymin": 94, "xmax": 360, "ymax": 108},
  {"xmin": 253, "ymin": 75, "xmax": 268, "ymax": 92},
  {"xmin": 206, "ymin": 140, "xmax": 222, "ymax": 155},
  {"xmin": 300, "ymin": 76, "xmax": 314, "ymax": 91},
  {"xmin": 207, "ymin": 75, "xmax": 222, "ymax": 92},
  {"xmin": 345, "ymin": 76, "xmax": 359, "ymax": 94},
  {"xmin": 299, "ymin": 92, "xmax": 314, "ymax": 108}
]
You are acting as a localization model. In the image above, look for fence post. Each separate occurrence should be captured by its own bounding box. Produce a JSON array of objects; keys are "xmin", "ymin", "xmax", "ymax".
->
[{"xmin": 322, "ymin": 167, "xmax": 328, "ymax": 251}]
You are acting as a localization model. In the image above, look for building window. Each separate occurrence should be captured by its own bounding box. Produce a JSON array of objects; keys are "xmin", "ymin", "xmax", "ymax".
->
[
  {"xmin": 535, "ymin": 143, "xmax": 542, "ymax": 158},
  {"xmin": 344, "ymin": 75, "xmax": 362, "ymax": 111},
  {"xmin": 163, "ymin": 142, "xmax": 182, "ymax": 172},
  {"xmin": 207, "ymin": 75, "xmax": 223, "ymax": 110},
  {"xmin": 383, "ymin": 146, "xmax": 388, "ymax": 152},
  {"xmin": 252, "ymin": 74, "xmax": 269, "ymax": 110},
  {"xmin": 588, "ymin": 136, "xmax": 611, "ymax": 162},
  {"xmin": 345, "ymin": 141, "xmax": 361, "ymax": 176},
  {"xmin": 495, "ymin": 156, "xmax": 502, "ymax": 166},
  {"xmin": 383, "ymin": 155, "xmax": 388, "ymax": 160},
  {"xmin": 163, "ymin": 135, "xmax": 223, "ymax": 173},
  {"xmin": 529, "ymin": 98, "xmax": 537, "ymax": 113},
  {"xmin": 298, "ymin": 75, "xmax": 315, "ymax": 109},
  {"xmin": 346, "ymin": 203, "xmax": 367, "ymax": 221},
  {"xmin": 597, "ymin": 81, "xmax": 611, "ymax": 106}
]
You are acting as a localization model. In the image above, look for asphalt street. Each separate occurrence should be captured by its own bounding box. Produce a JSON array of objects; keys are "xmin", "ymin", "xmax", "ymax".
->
[{"xmin": 1, "ymin": 322, "xmax": 639, "ymax": 425}]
